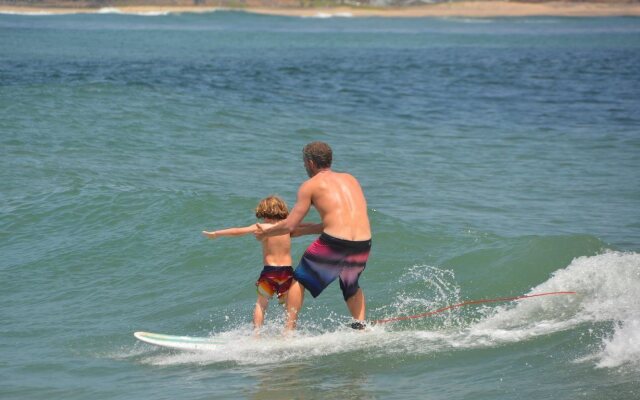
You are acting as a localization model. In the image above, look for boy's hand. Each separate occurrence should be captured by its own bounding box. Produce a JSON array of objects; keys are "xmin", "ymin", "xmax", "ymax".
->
[{"xmin": 202, "ymin": 231, "xmax": 217, "ymax": 239}]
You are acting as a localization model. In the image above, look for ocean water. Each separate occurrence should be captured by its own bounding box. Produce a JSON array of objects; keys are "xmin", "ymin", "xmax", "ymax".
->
[{"xmin": 1, "ymin": 10, "xmax": 639, "ymax": 399}]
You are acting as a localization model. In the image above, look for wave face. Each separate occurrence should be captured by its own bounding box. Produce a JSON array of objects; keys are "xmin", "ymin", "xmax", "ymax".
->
[{"xmin": 131, "ymin": 252, "xmax": 639, "ymax": 366}]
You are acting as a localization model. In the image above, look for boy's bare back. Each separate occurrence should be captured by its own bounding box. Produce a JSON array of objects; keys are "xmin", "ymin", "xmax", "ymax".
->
[{"xmin": 259, "ymin": 222, "xmax": 292, "ymax": 266}]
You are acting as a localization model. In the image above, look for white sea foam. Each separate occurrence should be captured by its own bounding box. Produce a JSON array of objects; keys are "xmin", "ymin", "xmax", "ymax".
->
[
  {"xmin": 0, "ymin": 10, "xmax": 57, "ymax": 15},
  {"xmin": 138, "ymin": 325, "xmax": 395, "ymax": 366},
  {"xmin": 132, "ymin": 11, "xmax": 173, "ymax": 16},
  {"xmin": 0, "ymin": 7, "xmax": 213, "ymax": 17},
  {"xmin": 132, "ymin": 252, "xmax": 640, "ymax": 370},
  {"xmin": 438, "ymin": 17, "xmax": 494, "ymax": 24},
  {"xmin": 596, "ymin": 319, "xmax": 640, "ymax": 369},
  {"xmin": 98, "ymin": 7, "xmax": 123, "ymax": 14},
  {"xmin": 472, "ymin": 251, "xmax": 640, "ymax": 368},
  {"xmin": 305, "ymin": 12, "xmax": 353, "ymax": 19},
  {"xmin": 96, "ymin": 7, "xmax": 174, "ymax": 16},
  {"xmin": 1, "ymin": 7, "xmax": 128, "ymax": 15}
]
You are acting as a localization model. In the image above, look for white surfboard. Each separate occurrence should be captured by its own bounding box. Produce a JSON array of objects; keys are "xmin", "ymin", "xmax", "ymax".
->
[{"xmin": 134, "ymin": 331, "xmax": 224, "ymax": 351}]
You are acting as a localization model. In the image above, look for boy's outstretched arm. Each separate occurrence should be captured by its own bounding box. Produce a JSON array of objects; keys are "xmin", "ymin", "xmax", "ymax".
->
[{"xmin": 202, "ymin": 224, "xmax": 259, "ymax": 239}]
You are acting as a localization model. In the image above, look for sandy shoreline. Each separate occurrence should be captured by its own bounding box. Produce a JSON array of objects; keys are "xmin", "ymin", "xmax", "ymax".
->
[{"xmin": 2, "ymin": 2, "xmax": 640, "ymax": 18}]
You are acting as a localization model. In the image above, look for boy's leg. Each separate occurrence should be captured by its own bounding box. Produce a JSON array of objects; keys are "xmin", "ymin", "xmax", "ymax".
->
[
  {"xmin": 253, "ymin": 295, "xmax": 269, "ymax": 331},
  {"xmin": 346, "ymin": 287, "xmax": 366, "ymax": 321},
  {"xmin": 284, "ymin": 280, "xmax": 305, "ymax": 332}
]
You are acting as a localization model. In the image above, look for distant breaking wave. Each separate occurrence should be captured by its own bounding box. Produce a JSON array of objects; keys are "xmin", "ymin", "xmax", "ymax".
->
[
  {"xmin": 369, "ymin": 0, "xmax": 441, "ymax": 5},
  {"xmin": 0, "ymin": 10, "xmax": 57, "ymax": 15},
  {"xmin": 97, "ymin": 7, "xmax": 174, "ymax": 16},
  {"xmin": 305, "ymin": 12, "xmax": 354, "ymax": 19},
  {"xmin": 0, "ymin": 7, "xmax": 220, "ymax": 16}
]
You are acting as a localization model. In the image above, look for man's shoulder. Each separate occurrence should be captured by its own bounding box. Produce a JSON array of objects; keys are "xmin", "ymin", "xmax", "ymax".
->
[
  {"xmin": 335, "ymin": 171, "xmax": 359, "ymax": 183},
  {"xmin": 299, "ymin": 173, "xmax": 328, "ymax": 194},
  {"xmin": 317, "ymin": 171, "xmax": 358, "ymax": 184},
  {"xmin": 301, "ymin": 170, "xmax": 357, "ymax": 189},
  {"xmin": 298, "ymin": 177, "xmax": 318, "ymax": 195},
  {"xmin": 338, "ymin": 171, "xmax": 356, "ymax": 178}
]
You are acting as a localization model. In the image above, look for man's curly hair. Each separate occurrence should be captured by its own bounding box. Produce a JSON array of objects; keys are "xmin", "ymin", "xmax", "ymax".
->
[{"xmin": 302, "ymin": 141, "xmax": 332, "ymax": 169}]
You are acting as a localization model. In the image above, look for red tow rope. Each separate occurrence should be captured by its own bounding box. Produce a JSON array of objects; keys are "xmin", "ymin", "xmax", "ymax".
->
[{"xmin": 372, "ymin": 291, "xmax": 577, "ymax": 325}]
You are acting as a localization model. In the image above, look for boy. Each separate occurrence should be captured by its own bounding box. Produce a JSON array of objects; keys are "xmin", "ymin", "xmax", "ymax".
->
[{"xmin": 203, "ymin": 196, "xmax": 321, "ymax": 333}]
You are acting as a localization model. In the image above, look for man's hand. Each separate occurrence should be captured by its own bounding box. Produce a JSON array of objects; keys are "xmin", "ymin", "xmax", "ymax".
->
[
  {"xmin": 202, "ymin": 231, "xmax": 217, "ymax": 239},
  {"xmin": 254, "ymin": 223, "xmax": 267, "ymax": 241}
]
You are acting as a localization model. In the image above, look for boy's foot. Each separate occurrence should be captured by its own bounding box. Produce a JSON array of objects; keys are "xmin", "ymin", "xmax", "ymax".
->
[{"xmin": 350, "ymin": 321, "xmax": 367, "ymax": 330}]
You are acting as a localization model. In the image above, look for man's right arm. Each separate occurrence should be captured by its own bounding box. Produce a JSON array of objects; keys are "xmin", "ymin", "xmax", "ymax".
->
[{"xmin": 255, "ymin": 181, "xmax": 313, "ymax": 240}]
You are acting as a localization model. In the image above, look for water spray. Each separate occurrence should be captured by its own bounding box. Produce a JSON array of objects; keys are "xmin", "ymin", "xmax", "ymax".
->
[{"xmin": 372, "ymin": 291, "xmax": 577, "ymax": 325}]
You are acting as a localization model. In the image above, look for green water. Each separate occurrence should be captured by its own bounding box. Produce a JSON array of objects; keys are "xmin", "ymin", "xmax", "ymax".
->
[{"xmin": 1, "ymin": 11, "xmax": 639, "ymax": 399}]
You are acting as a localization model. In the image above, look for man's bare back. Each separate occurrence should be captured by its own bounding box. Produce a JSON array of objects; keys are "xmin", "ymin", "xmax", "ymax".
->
[{"xmin": 300, "ymin": 170, "xmax": 370, "ymax": 241}]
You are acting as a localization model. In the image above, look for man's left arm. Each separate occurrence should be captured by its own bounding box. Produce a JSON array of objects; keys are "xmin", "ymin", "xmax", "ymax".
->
[{"xmin": 291, "ymin": 222, "xmax": 323, "ymax": 237}]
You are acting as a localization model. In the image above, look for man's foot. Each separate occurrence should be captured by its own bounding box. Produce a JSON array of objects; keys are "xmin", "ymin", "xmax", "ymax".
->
[{"xmin": 350, "ymin": 321, "xmax": 367, "ymax": 330}]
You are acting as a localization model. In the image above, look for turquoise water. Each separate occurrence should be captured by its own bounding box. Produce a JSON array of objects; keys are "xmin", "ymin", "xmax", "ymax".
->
[{"xmin": 1, "ymin": 11, "xmax": 639, "ymax": 399}]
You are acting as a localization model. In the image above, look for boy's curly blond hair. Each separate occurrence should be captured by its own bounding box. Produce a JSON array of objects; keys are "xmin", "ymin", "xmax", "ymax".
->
[{"xmin": 255, "ymin": 196, "xmax": 289, "ymax": 220}]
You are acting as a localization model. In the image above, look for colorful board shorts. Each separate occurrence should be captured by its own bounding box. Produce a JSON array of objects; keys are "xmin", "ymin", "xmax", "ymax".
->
[
  {"xmin": 256, "ymin": 266, "xmax": 294, "ymax": 303},
  {"xmin": 294, "ymin": 232, "xmax": 372, "ymax": 301}
]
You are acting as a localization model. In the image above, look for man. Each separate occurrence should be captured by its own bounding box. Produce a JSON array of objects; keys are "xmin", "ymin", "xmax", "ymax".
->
[{"xmin": 255, "ymin": 141, "xmax": 372, "ymax": 331}]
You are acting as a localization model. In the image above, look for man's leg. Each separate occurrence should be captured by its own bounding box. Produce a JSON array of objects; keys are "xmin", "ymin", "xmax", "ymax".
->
[
  {"xmin": 284, "ymin": 280, "xmax": 305, "ymax": 332},
  {"xmin": 346, "ymin": 287, "xmax": 365, "ymax": 321}
]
